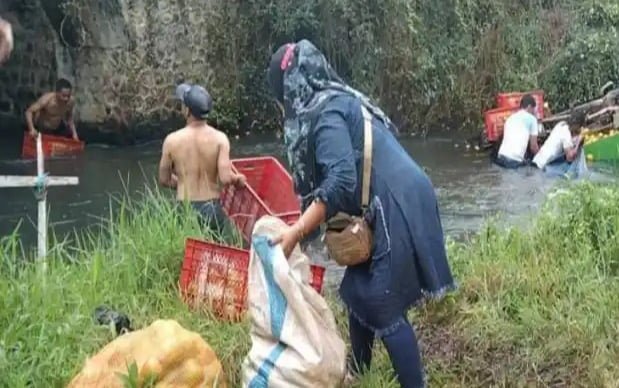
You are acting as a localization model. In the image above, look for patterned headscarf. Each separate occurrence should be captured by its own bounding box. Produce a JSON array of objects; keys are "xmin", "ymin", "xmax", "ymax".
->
[{"xmin": 268, "ymin": 39, "xmax": 397, "ymax": 207}]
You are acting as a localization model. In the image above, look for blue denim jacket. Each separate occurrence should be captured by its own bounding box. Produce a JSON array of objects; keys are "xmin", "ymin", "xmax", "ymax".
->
[{"xmin": 300, "ymin": 94, "xmax": 456, "ymax": 334}]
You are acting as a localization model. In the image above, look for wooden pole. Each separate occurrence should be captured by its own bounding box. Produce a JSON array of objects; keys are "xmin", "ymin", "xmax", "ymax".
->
[{"xmin": 36, "ymin": 133, "xmax": 47, "ymax": 268}]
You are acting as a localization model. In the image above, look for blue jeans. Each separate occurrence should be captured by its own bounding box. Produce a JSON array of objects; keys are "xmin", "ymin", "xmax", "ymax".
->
[
  {"xmin": 189, "ymin": 200, "xmax": 233, "ymax": 236},
  {"xmin": 494, "ymin": 154, "xmax": 526, "ymax": 169},
  {"xmin": 349, "ymin": 314, "xmax": 425, "ymax": 387},
  {"xmin": 543, "ymin": 148, "xmax": 588, "ymax": 179}
]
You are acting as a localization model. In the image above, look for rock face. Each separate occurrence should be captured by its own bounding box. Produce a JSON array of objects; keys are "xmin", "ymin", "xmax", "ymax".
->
[
  {"xmin": 0, "ymin": 0, "xmax": 62, "ymax": 129},
  {"xmin": 0, "ymin": 0, "xmax": 223, "ymax": 143}
]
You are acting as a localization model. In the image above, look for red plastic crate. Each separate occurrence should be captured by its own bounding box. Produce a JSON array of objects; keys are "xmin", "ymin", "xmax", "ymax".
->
[
  {"xmin": 496, "ymin": 90, "xmax": 545, "ymax": 120},
  {"xmin": 179, "ymin": 238, "xmax": 249, "ymax": 321},
  {"xmin": 21, "ymin": 133, "xmax": 85, "ymax": 159},
  {"xmin": 220, "ymin": 157, "xmax": 301, "ymax": 242},
  {"xmin": 179, "ymin": 238, "xmax": 325, "ymax": 321},
  {"xmin": 484, "ymin": 106, "xmax": 519, "ymax": 142}
]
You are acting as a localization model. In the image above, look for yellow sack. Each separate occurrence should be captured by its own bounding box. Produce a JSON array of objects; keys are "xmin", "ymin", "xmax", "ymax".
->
[{"xmin": 68, "ymin": 319, "xmax": 227, "ymax": 388}]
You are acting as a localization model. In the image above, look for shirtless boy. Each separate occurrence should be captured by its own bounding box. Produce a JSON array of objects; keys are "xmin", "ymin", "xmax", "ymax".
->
[
  {"xmin": 25, "ymin": 78, "xmax": 79, "ymax": 140},
  {"xmin": 158, "ymin": 83, "xmax": 245, "ymax": 233}
]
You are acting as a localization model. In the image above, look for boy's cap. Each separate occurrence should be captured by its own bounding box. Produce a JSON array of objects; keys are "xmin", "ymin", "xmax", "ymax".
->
[{"xmin": 175, "ymin": 83, "xmax": 213, "ymax": 119}]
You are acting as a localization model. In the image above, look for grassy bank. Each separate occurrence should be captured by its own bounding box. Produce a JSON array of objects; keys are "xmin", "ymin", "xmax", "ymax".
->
[{"xmin": 1, "ymin": 183, "xmax": 618, "ymax": 387}]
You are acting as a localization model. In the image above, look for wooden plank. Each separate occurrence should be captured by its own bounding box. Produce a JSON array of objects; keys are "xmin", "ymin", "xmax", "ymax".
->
[
  {"xmin": 542, "ymin": 113, "xmax": 570, "ymax": 124},
  {"xmin": 0, "ymin": 176, "xmax": 79, "ymax": 187}
]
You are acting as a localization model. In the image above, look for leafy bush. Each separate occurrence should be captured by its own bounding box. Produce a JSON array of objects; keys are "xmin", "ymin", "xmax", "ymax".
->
[{"xmin": 61, "ymin": 0, "xmax": 619, "ymax": 135}]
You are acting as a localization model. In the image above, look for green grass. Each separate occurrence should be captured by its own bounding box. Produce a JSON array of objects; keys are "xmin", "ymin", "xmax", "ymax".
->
[
  {"xmin": 1, "ymin": 183, "xmax": 618, "ymax": 387},
  {"xmin": 417, "ymin": 183, "xmax": 619, "ymax": 387}
]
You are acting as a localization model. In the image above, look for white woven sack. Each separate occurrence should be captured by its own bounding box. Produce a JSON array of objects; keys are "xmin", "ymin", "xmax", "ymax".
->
[{"xmin": 242, "ymin": 216, "xmax": 346, "ymax": 388}]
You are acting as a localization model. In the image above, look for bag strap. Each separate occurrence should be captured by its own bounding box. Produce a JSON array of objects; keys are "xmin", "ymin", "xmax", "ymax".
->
[{"xmin": 360, "ymin": 105, "xmax": 373, "ymax": 209}]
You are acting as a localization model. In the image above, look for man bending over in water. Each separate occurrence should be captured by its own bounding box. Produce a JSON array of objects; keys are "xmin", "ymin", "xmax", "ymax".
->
[
  {"xmin": 532, "ymin": 110, "xmax": 585, "ymax": 170},
  {"xmin": 25, "ymin": 78, "xmax": 79, "ymax": 140},
  {"xmin": 159, "ymin": 83, "xmax": 246, "ymax": 234}
]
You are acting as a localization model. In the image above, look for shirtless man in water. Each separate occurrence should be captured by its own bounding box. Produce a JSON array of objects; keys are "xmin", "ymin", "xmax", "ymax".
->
[
  {"xmin": 158, "ymin": 83, "xmax": 245, "ymax": 233},
  {"xmin": 25, "ymin": 78, "xmax": 79, "ymax": 140}
]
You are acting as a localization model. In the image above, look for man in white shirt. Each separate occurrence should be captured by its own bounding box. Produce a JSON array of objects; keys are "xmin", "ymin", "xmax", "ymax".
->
[
  {"xmin": 533, "ymin": 111, "xmax": 585, "ymax": 169},
  {"xmin": 496, "ymin": 94, "xmax": 540, "ymax": 168}
]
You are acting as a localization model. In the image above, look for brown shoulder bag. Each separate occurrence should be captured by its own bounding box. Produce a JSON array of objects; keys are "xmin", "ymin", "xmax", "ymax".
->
[{"xmin": 324, "ymin": 105, "xmax": 374, "ymax": 266}]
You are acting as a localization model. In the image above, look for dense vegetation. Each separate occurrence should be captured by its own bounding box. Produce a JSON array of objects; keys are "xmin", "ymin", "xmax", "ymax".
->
[
  {"xmin": 58, "ymin": 0, "xmax": 619, "ymax": 136},
  {"xmin": 0, "ymin": 182, "xmax": 617, "ymax": 386},
  {"xmin": 190, "ymin": 0, "xmax": 619, "ymax": 134}
]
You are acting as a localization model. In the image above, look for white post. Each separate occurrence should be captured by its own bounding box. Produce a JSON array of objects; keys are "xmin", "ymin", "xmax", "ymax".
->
[
  {"xmin": 36, "ymin": 133, "xmax": 47, "ymax": 268},
  {"xmin": 0, "ymin": 134, "xmax": 79, "ymax": 269}
]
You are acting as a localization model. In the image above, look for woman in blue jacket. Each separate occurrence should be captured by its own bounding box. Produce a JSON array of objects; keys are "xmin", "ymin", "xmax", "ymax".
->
[{"xmin": 269, "ymin": 40, "xmax": 456, "ymax": 388}]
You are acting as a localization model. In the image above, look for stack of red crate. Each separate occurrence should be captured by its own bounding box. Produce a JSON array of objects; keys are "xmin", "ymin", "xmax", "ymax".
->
[
  {"xmin": 484, "ymin": 90, "xmax": 545, "ymax": 142},
  {"xmin": 179, "ymin": 157, "xmax": 326, "ymax": 321}
]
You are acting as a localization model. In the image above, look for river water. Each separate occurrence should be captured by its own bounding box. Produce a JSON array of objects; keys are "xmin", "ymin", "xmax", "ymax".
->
[
  {"xmin": 0, "ymin": 132, "xmax": 607, "ymax": 284},
  {"xmin": 0, "ymin": 132, "xmax": 558, "ymax": 239}
]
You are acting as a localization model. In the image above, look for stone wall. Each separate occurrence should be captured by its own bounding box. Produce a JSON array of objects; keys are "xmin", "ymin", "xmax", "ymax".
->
[
  {"xmin": 0, "ymin": 0, "xmax": 226, "ymax": 143},
  {"xmin": 70, "ymin": 0, "xmax": 218, "ymax": 137},
  {"xmin": 0, "ymin": 0, "xmax": 67, "ymax": 128}
]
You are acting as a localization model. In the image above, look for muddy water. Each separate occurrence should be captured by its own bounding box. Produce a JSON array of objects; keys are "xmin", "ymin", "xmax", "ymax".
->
[{"xmin": 0, "ymin": 132, "xmax": 601, "ymax": 285}]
